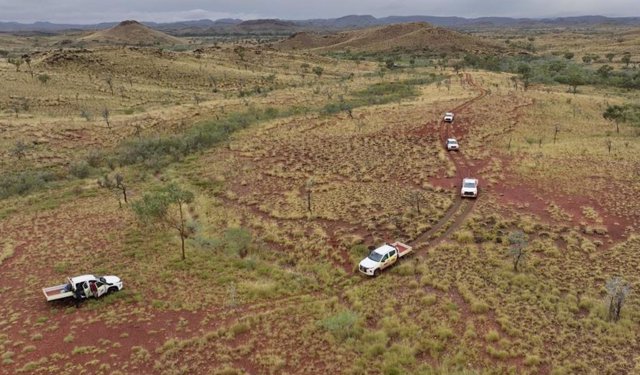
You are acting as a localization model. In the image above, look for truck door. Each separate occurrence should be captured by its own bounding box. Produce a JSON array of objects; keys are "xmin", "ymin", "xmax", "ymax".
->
[
  {"xmin": 389, "ymin": 249, "xmax": 397, "ymax": 264},
  {"xmin": 380, "ymin": 253, "xmax": 390, "ymax": 269},
  {"xmin": 82, "ymin": 282, "xmax": 91, "ymax": 298},
  {"xmin": 95, "ymin": 281, "xmax": 108, "ymax": 298}
]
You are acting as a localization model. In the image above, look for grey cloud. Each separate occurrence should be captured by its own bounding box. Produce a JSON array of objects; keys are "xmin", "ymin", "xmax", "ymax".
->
[{"xmin": 1, "ymin": 0, "xmax": 639, "ymax": 23}]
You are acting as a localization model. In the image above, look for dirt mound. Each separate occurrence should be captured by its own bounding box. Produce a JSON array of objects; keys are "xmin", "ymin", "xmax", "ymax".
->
[
  {"xmin": 278, "ymin": 22, "xmax": 505, "ymax": 54},
  {"xmin": 80, "ymin": 20, "xmax": 182, "ymax": 46}
]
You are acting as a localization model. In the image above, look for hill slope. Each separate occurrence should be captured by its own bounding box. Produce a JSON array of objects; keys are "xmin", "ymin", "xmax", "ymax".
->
[
  {"xmin": 278, "ymin": 22, "xmax": 504, "ymax": 54},
  {"xmin": 80, "ymin": 20, "xmax": 182, "ymax": 45}
]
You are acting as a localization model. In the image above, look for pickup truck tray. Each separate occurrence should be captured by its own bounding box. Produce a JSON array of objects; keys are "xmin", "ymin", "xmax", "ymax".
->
[
  {"xmin": 43, "ymin": 284, "xmax": 73, "ymax": 301},
  {"xmin": 392, "ymin": 242, "xmax": 412, "ymax": 257}
]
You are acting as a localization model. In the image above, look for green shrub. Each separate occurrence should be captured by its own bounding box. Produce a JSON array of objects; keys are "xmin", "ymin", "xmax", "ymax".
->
[
  {"xmin": 319, "ymin": 310, "xmax": 360, "ymax": 341},
  {"xmin": 69, "ymin": 161, "xmax": 91, "ymax": 178},
  {"xmin": 0, "ymin": 170, "xmax": 57, "ymax": 199}
]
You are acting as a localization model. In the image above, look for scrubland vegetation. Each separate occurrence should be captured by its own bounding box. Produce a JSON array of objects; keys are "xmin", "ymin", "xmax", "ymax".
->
[{"xmin": 0, "ymin": 23, "xmax": 639, "ymax": 375}]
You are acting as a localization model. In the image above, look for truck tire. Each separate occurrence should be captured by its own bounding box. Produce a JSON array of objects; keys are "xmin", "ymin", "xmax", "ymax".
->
[
  {"xmin": 374, "ymin": 269, "xmax": 381, "ymax": 277},
  {"xmin": 108, "ymin": 287, "xmax": 119, "ymax": 294}
]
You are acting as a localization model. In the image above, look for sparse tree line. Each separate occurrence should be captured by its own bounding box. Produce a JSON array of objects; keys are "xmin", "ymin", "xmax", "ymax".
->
[{"xmin": 462, "ymin": 52, "xmax": 640, "ymax": 92}]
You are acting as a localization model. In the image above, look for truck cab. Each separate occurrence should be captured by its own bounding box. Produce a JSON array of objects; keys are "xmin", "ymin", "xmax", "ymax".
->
[
  {"xmin": 461, "ymin": 178, "xmax": 478, "ymax": 198},
  {"xmin": 446, "ymin": 138, "xmax": 459, "ymax": 151},
  {"xmin": 444, "ymin": 112, "xmax": 455, "ymax": 123}
]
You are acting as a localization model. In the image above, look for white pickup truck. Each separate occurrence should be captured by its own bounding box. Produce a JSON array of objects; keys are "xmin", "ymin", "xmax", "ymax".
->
[
  {"xmin": 43, "ymin": 275, "xmax": 123, "ymax": 302},
  {"xmin": 461, "ymin": 178, "xmax": 478, "ymax": 198},
  {"xmin": 443, "ymin": 112, "xmax": 455, "ymax": 123},
  {"xmin": 359, "ymin": 242, "xmax": 413, "ymax": 276}
]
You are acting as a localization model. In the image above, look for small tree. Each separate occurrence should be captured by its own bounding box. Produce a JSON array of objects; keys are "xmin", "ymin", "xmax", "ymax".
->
[
  {"xmin": 405, "ymin": 190, "xmax": 426, "ymax": 215},
  {"xmin": 224, "ymin": 227, "xmax": 252, "ymax": 258},
  {"xmin": 621, "ymin": 53, "xmax": 631, "ymax": 68},
  {"xmin": 581, "ymin": 55, "xmax": 592, "ymax": 64},
  {"xmin": 557, "ymin": 68, "xmax": 585, "ymax": 94},
  {"xmin": 102, "ymin": 108, "xmax": 111, "ymax": 128},
  {"xmin": 605, "ymin": 277, "xmax": 630, "ymax": 322},
  {"xmin": 517, "ymin": 63, "xmax": 532, "ymax": 90},
  {"xmin": 234, "ymin": 46, "xmax": 246, "ymax": 61},
  {"xmin": 312, "ymin": 66, "xmax": 324, "ymax": 78},
  {"xmin": 10, "ymin": 140, "xmax": 29, "ymax": 159},
  {"xmin": 305, "ymin": 178, "xmax": 314, "ymax": 214},
  {"xmin": 22, "ymin": 55, "xmax": 33, "ymax": 78},
  {"xmin": 133, "ymin": 183, "xmax": 195, "ymax": 260},
  {"xmin": 105, "ymin": 75, "xmax": 114, "ymax": 95},
  {"xmin": 98, "ymin": 173, "xmax": 128, "ymax": 208},
  {"xmin": 553, "ymin": 124, "xmax": 560, "ymax": 144},
  {"xmin": 7, "ymin": 57, "xmax": 23, "ymax": 72},
  {"xmin": 603, "ymin": 105, "xmax": 626, "ymax": 133},
  {"xmin": 597, "ymin": 65, "xmax": 613, "ymax": 79},
  {"xmin": 605, "ymin": 53, "xmax": 615, "ymax": 62},
  {"xmin": 563, "ymin": 52, "xmax": 574, "ymax": 60},
  {"xmin": 508, "ymin": 231, "xmax": 528, "ymax": 272}
]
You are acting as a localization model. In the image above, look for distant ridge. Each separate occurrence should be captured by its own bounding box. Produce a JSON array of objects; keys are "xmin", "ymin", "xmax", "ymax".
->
[
  {"xmin": 1, "ymin": 15, "xmax": 640, "ymax": 33},
  {"xmin": 277, "ymin": 22, "xmax": 506, "ymax": 54}
]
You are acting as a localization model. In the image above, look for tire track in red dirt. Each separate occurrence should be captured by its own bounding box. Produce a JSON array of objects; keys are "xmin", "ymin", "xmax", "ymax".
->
[{"xmin": 409, "ymin": 73, "xmax": 487, "ymax": 251}]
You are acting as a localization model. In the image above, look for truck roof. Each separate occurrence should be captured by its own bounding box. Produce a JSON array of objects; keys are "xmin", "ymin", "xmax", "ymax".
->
[
  {"xmin": 373, "ymin": 244, "xmax": 396, "ymax": 255},
  {"xmin": 463, "ymin": 178, "xmax": 478, "ymax": 183},
  {"xmin": 69, "ymin": 275, "xmax": 97, "ymax": 285}
]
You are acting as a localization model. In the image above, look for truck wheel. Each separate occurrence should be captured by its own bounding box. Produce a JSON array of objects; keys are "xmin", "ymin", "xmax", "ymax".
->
[
  {"xmin": 108, "ymin": 287, "xmax": 118, "ymax": 294},
  {"xmin": 374, "ymin": 269, "xmax": 381, "ymax": 277}
]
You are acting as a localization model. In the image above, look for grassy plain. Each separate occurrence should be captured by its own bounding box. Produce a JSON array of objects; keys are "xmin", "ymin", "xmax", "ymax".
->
[{"xmin": 0, "ymin": 26, "xmax": 639, "ymax": 375}]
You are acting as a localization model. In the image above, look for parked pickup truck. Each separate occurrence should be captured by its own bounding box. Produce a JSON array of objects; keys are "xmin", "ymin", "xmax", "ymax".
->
[
  {"xmin": 43, "ymin": 275, "xmax": 123, "ymax": 302},
  {"xmin": 359, "ymin": 242, "xmax": 413, "ymax": 276},
  {"xmin": 461, "ymin": 178, "xmax": 479, "ymax": 198}
]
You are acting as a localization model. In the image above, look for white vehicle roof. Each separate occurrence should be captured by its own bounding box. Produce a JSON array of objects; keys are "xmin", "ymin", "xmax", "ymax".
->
[
  {"xmin": 445, "ymin": 112, "xmax": 454, "ymax": 116},
  {"xmin": 447, "ymin": 138, "xmax": 458, "ymax": 143},
  {"xmin": 69, "ymin": 275, "xmax": 98, "ymax": 285},
  {"xmin": 372, "ymin": 244, "xmax": 396, "ymax": 255}
]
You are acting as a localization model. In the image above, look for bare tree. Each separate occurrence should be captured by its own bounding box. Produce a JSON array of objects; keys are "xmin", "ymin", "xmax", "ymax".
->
[
  {"xmin": 605, "ymin": 139, "xmax": 613, "ymax": 154},
  {"xmin": 553, "ymin": 124, "xmax": 560, "ymax": 144},
  {"xmin": 105, "ymin": 75, "xmax": 114, "ymax": 95},
  {"xmin": 102, "ymin": 108, "xmax": 111, "ymax": 128},
  {"xmin": 605, "ymin": 277, "xmax": 630, "ymax": 322},
  {"xmin": 508, "ymin": 230, "xmax": 528, "ymax": 272},
  {"xmin": 405, "ymin": 190, "xmax": 426, "ymax": 215},
  {"xmin": 22, "ymin": 54, "xmax": 33, "ymax": 78},
  {"xmin": 98, "ymin": 173, "xmax": 128, "ymax": 208},
  {"xmin": 305, "ymin": 178, "xmax": 315, "ymax": 214}
]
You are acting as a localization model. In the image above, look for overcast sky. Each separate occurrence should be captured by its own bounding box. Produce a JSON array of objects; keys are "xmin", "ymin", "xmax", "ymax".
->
[{"xmin": 2, "ymin": 0, "xmax": 639, "ymax": 24}]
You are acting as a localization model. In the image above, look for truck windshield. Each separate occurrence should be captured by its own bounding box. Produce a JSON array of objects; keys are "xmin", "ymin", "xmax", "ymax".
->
[
  {"xmin": 463, "ymin": 182, "xmax": 476, "ymax": 188},
  {"xmin": 368, "ymin": 252, "xmax": 383, "ymax": 262}
]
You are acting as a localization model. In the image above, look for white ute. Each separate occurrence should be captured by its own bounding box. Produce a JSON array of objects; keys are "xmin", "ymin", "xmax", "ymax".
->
[
  {"xmin": 359, "ymin": 242, "xmax": 413, "ymax": 276},
  {"xmin": 43, "ymin": 275, "xmax": 123, "ymax": 302},
  {"xmin": 446, "ymin": 138, "xmax": 459, "ymax": 151},
  {"xmin": 443, "ymin": 112, "xmax": 455, "ymax": 123},
  {"xmin": 461, "ymin": 178, "xmax": 478, "ymax": 198}
]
